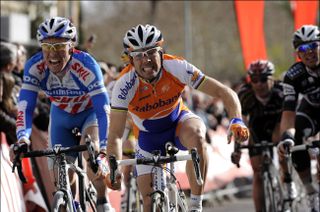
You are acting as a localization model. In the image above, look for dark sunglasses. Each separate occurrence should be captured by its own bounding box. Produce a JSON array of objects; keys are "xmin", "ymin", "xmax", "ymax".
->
[
  {"xmin": 296, "ymin": 42, "xmax": 319, "ymax": 53},
  {"xmin": 250, "ymin": 76, "xmax": 269, "ymax": 84}
]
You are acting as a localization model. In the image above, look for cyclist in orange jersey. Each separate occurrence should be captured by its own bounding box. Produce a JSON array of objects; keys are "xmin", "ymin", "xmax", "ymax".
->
[{"xmin": 106, "ymin": 24, "xmax": 249, "ymax": 212}]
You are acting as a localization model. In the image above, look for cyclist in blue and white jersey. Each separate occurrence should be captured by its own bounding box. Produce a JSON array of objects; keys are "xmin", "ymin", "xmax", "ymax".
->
[{"xmin": 10, "ymin": 17, "xmax": 113, "ymax": 211}]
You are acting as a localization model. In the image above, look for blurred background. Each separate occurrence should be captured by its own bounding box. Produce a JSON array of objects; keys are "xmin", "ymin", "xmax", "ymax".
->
[
  {"xmin": 2, "ymin": 1, "xmax": 318, "ymax": 83},
  {"xmin": 1, "ymin": 1, "xmax": 319, "ymax": 211}
]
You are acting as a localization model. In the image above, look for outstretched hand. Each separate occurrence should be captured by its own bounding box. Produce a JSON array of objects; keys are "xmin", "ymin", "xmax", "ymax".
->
[{"xmin": 227, "ymin": 118, "xmax": 249, "ymax": 144}]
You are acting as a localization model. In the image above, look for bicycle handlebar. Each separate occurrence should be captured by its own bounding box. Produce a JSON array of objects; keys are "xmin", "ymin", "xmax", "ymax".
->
[
  {"xmin": 12, "ymin": 136, "xmax": 96, "ymax": 183},
  {"xmin": 234, "ymin": 141, "xmax": 275, "ymax": 168},
  {"xmin": 109, "ymin": 148, "xmax": 203, "ymax": 186},
  {"xmin": 291, "ymin": 140, "xmax": 320, "ymax": 152}
]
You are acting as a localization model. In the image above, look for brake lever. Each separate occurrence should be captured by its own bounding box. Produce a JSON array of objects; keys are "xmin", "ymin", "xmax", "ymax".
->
[
  {"xmin": 233, "ymin": 142, "xmax": 241, "ymax": 168},
  {"xmin": 85, "ymin": 134, "xmax": 98, "ymax": 173},
  {"xmin": 12, "ymin": 153, "xmax": 27, "ymax": 183},
  {"xmin": 109, "ymin": 155, "xmax": 118, "ymax": 186}
]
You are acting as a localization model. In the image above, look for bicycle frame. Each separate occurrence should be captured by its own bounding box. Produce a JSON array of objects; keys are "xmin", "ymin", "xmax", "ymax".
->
[
  {"xmin": 150, "ymin": 151, "xmax": 188, "ymax": 211},
  {"xmin": 12, "ymin": 135, "xmax": 97, "ymax": 212},
  {"xmin": 235, "ymin": 141, "xmax": 283, "ymax": 212},
  {"xmin": 109, "ymin": 146, "xmax": 203, "ymax": 212}
]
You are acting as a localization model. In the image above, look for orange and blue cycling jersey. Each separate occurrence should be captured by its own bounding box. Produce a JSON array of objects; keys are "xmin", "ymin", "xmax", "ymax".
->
[{"xmin": 111, "ymin": 54, "xmax": 205, "ymax": 154}]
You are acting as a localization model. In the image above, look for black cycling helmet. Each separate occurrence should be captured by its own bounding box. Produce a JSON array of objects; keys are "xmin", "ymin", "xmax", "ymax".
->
[
  {"xmin": 292, "ymin": 25, "xmax": 320, "ymax": 49},
  {"xmin": 247, "ymin": 60, "xmax": 275, "ymax": 76}
]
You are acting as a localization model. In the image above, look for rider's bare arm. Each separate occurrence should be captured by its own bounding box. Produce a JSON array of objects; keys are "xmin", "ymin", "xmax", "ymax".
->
[
  {"xmin": 280, "ymin": 110, "xmax": 296, "ymax": 136},
  {"xmin": 107, "ymin": 110, "xmax": 128, "ymax": 160},
  {"xmin": 198, "ymin": 76, "xmax": 242, "ymax": 119}
]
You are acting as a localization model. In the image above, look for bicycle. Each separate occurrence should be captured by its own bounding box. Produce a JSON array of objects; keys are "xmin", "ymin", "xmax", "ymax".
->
[
  {"xmin": 234, "ymin": 140, "xmax": 283, "ymax": 212},
  {"xmin": 121, "ymin": 151, "xmax": 143, "ymax": 212},
  {"xmin": 282, "ymin": 139, "xmax": 320, "ymax": 212},
  {"xmin": 109, "ymin": 142, "xmax": 203, "ymax": 212},
  {"xmin": 12, "ymin": 134, "xmax": 98, "ymax": 212}
]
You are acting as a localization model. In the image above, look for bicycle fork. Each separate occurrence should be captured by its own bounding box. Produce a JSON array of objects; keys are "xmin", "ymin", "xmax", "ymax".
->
[{"xmin": 56, "ymin": 155, "xmax": 77, "ymax": 211}]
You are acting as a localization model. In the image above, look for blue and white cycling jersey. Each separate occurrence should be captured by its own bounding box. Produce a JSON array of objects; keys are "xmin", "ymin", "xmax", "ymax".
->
[{"xmin": 16, "ymin": 49, "xmax": 110, "ymax": 149}]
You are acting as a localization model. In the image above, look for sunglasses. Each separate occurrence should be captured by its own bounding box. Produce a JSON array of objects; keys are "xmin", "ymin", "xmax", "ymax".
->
[
  {"xmin": 250, "ymin": 76, "xmax": 269, "ymax": 84},
  {"xmin": 40, "ymin": 42, "xmax": 71, "ymax": 51},
  {"xmin": 296, "ymin": 42, "xmax": 319, "ymax": 53},
  {"xmin": 129, "ymin": 46, "xmax": 162, "ymax": 60}
]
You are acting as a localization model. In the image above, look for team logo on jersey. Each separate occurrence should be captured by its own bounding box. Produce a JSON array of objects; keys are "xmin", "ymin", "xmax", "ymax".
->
[
  {"xmin": 133, "ymin": 92, "xmax": 180, "ymax": 112},
  {"xmin": 71, "ymin": 62, "xmax": 90, "ymax": 81},
  {"xmin": 283, "ymin": 83, "xmax": 295, "ymax": 96},
  {"xmin": 118, "ymin": 74, "xmax": 137, "ymax": 100},
  {"xmin": 187, "ymin": 69, "xmax": 201, "ymax": 83},
  {"xmin": 36, "ymin": 61, "xmax": 46, "ymax": 75},
  {"xmin": 161, "ymin": 84, "xmax": 170, "ymax": 93}
]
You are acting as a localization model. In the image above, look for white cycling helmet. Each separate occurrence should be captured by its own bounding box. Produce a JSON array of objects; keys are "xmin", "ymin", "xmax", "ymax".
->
[
  {"xmin": 123, "ymin": 24, "xmax": 163, "ymax": 52},
  {"xmin": 293, "ymin": 25, "xmax": 320, "ymax": 49},
  {"xmin": 37, "ymin": 17, "xmax": 77, "ymax": 43},
  {"xmin": 247, "ymin": 60, "xmax": 275, "ymax": 76}
]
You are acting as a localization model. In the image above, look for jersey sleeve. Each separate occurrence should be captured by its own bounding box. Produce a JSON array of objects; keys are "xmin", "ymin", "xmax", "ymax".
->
[
  {"xmin": 90, "ymin": 93, "xmax": 110, "ymax": 150},
  {"xmin": 16, "ymin": 55, "xmax": 43, "ymax": 141},
  {"xmin": 16, "ymin": 89, "xmax": 38, "ymax": 141},
  {"xmin": 282, "ymin": 73, "xmax": 298, "ymax": 111},
  {"xmin": 111, "ymin": 69, "xmax": 138, "ymax": 111},
  {"xmin": 162, "ymin": 55, "xmax": 205, "ymax": 89},
  {"xmin": 79, "ymin": 54, "xmax": 110, "ymax": 150}
]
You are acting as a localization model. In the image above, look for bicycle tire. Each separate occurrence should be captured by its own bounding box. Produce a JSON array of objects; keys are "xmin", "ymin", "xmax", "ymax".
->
[
  {"xmin": 124, "ymin": 180, "xmax": 133, "ymax": 212},
  {"xmin": 52, "ymin": 191, "xmax": 71, "ymax": 212},
  {"xmin": 262, "ymin": 172, "xmax": 277, "ymax": 212}
]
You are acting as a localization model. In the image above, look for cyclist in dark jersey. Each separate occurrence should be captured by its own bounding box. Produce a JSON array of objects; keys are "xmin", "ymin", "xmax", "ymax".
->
[
  {"xmin": 278, "ymin": 24, "xmax": 320, "ymax": 209},
  {"xmin": 231, "ymin": 60, "xmax": 283, "ymax": 212}
]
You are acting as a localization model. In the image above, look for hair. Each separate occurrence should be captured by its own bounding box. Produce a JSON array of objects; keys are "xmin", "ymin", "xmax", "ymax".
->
[
  {"xmin": 0, "ymin": 72, "xmax": 15, "ymax": 113},
  {"xmin": 0, "ymin": 42, "xmax": 18, "ymax": 70}
]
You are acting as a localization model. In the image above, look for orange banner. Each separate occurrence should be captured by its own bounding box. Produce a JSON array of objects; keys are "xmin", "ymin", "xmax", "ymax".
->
[
  {"xmin": 235, "ymin": 0, "xmax": 267, "ymax": 70},
  {"xmin": 291, "ymin": 0, "xmax": 319, "ymax": 30}
]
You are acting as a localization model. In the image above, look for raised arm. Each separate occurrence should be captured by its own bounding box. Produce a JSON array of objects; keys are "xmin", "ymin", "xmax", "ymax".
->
[{"xmin": 197, "ymin": 76, "xmax": 242, "ymax": 119}]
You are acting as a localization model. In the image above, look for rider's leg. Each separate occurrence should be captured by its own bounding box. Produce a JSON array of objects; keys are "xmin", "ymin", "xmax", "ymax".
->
[
  {"xmin": 177, "ymin": 117, "xmax": 208, "ymax": 211},
  {"xmin": 137, "ymin": 173, "xmax": 154, "ymax": 212},
  {"xmin": 292, "ymin": 112, "xmax": 315, "ymax": 194},
  {"xmin": 82, "ymin": 125, "xmax": 113, "ymax": 211},
  {"xmin": 121, "ymin": 138, "xmax": 136, "ymax": 210},
  {"xmin": 250, "ymin": 155, "xmax": 264, "ymax": 212}
]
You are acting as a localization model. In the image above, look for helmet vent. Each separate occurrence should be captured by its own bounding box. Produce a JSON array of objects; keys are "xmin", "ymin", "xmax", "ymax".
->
[
  {"xmin": 137, "ymin": 26, "xmax": 143, "ymax": 42},
  {"xmin": 307, "ymin": 29, "xmax": 314, "ymax": 37},
  {"xmin": 146, "ymin": 34, "xmax": 154, "ymax": 44},
  {"xmin": 41, "ymin": 26, "xmax": 48, "ymax": 33},
  {"xmin": 129, "ymin": 38, "xmax": 139, "ymax": 47},
  {"xmin": 49, "ymin": 19, "xmax": 55, "ymax": 29},
  {"xmin": 55, "ymin": 24, "xmax": 65, "ymax": 33}
]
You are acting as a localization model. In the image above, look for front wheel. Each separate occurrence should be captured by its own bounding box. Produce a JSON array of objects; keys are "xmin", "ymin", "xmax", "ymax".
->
[
  {"xmin": 262, "ymin": 172, "xmax": 276, "ymax": 212},
  {"xmin": 52, "ymin": 191, "xmax": 71, "ymax": 212}
]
